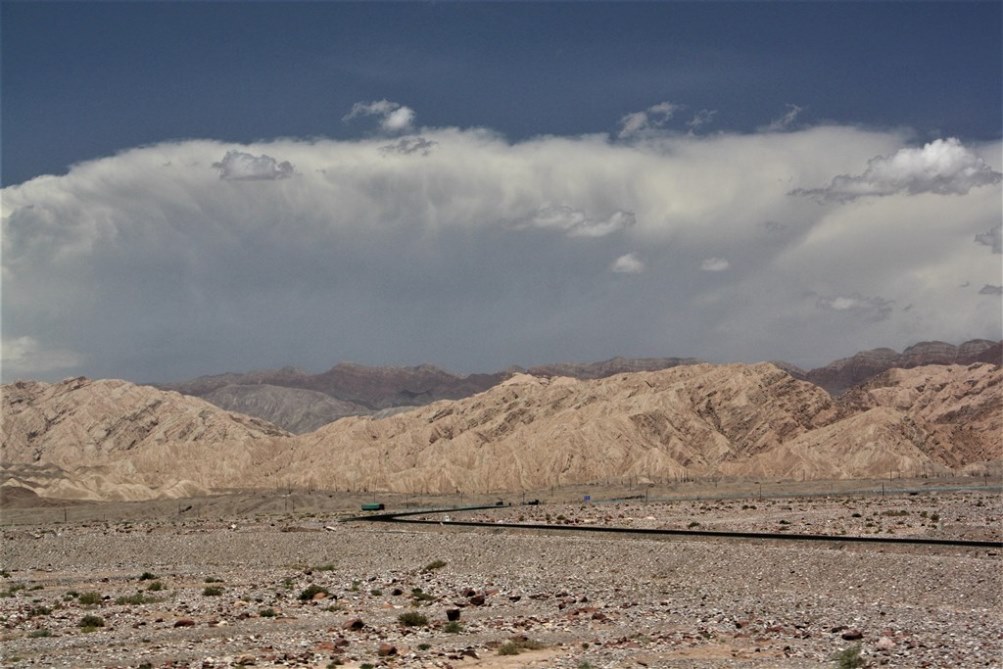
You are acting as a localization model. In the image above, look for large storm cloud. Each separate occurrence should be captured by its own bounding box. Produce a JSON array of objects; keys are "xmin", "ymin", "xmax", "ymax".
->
[{"xmin": 2, "ymin": 118, "xmax": 1000, "ymax": 382}]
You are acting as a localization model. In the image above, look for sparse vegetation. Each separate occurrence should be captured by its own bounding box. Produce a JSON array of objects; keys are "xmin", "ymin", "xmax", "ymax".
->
[
  {"xmin": 138, "ymin": 571, "xmax": 157, "ymax": 581},
  {"xmin": 497, "ymin": 637, "xmax": 544, "ymax": 655},
  {"xmin": 259, "ymin": 607, "xmax": 276, "ymax": 617},
  {"xmin": 398, "ymin": 611, "xmax": 429, "ymax": 627},
  {"xmin": 422, "ymin": 559, "xmax": 448, "ymax": 572},
  {"xmin": 1, "ymin": 583, "xmax": 27, "ymax": 598},
  {"xmin": 28, "ymin": 628, "xmax": 51, "ymax": 638},
  {"xmin": 115, "ymin": 592, "xmax": 160, "ymax": 605},
  {"xmin": 298, "ymin": 584, "xmax": 330, "ymax": 601},
  {"xmin": 202, "ymin": 586, "xmax": 223, "ymax": 597},
  {"xmin": 444, "ymin": 620, "xmax": 463, "ymax": 633},
  {"xmin": 834, "ymin": 644, "xmax": 865, "ymax": 668},
  {"xmin": 146, "ymin": 581, "xmax": 164, "ymax": 592},
  {"xmin": 410, "ymin": 587, "xmax": 436, "ymax": 604},
  {"xmin": 77, "ymin": 591, "xmax": 103, "ymax": 606},
  {"xmin": 78, "ymin": 614, "xmax": 105, "ymax": 631}
]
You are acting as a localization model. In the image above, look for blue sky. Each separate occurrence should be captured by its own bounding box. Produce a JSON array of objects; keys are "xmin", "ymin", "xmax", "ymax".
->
[
  {"xmin": 2, "ymin": 2, "xmax": 1001, "ymax": 382},
  {"xmin": 5, "ymin": 2, "xmax": 1000, "ymax": 185}
]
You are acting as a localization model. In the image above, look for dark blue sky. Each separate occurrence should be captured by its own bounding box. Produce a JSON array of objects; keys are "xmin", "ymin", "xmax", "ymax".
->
[{"xmin": 3, "ymin": 2, "xmax": 1001, "ymax": 187}]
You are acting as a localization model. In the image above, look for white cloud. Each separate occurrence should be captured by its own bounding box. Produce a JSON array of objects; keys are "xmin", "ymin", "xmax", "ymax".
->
[
  {"xmin": 2, "ymin": 336, "xmax": 83, "ymax": 379},
  {"xmin": 687, "ymin": 109, "xmax": 717, "ymax": 131},
  {"xmin": 793, "ymin": 137, "xmax": 1002, "ymax": 202},
  {"xmin": 2, "ymin": 127, "xmax": 999, "ymax": 381},
  {"xmin": 618, "ymin": 102, "xmax": 682, "ymax": 139},
  {"xmin": 812, "ymin": 293, "xmax": 894, "ymax": 321},
  {"xmin": 213, "ymin": 150, "xmax": 294, "ymax": 180},
  {"xmin": 343, "ymin": 99, "xmax": 415, "ymax": 133},
  {"xmin": 764, "ymin": 104, "xmax": 804, "ymax": 132},
  {"xmin": 700, "ymin": 257, "xmax": 730, "ymax": 272},
  {"xmin": 610, "ymin": 253, "xmax": 645, "ymax": 274},
  {"xmin": 521, "ymin": 205, "xmax": 635, "ymax": 238}
]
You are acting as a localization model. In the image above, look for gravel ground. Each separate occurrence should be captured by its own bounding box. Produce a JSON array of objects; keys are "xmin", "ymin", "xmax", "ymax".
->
[{"xmin": 1, "ymin": 492, "xmax": 1000, "ymax": 669}]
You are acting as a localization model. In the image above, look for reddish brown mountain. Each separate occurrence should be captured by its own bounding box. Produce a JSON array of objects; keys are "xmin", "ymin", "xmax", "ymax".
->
[{"xmin": 805, "ymin": 339, "xmax": 1000, "ymax": 395}]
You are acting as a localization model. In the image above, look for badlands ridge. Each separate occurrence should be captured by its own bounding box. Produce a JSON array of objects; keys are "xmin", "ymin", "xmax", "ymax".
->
[{"xmin": 2, "ymin": 356, "xmax": 1000, "ymax": 502}]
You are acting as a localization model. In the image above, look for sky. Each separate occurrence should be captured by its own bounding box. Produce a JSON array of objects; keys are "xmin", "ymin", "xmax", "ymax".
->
[{"xmin": 2, "ymin": 2, "xmax": 1001, "ymax": 383}]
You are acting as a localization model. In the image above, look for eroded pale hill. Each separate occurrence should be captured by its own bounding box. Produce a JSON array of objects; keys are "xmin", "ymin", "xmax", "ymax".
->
[
  {"xmin": 3, "ymin": 363, "xmax": 1000, "ymax": 500},
  {"xmin": 836, "ymin": 364, "xmax": 1003, "ymax": 468},
  {"xmin": 1, "ymin": 377, "xmax": 290, "ymax": 500},
  {"xmin": 266, "ymin": 364, "xmax": 839, "ymax": 493}
]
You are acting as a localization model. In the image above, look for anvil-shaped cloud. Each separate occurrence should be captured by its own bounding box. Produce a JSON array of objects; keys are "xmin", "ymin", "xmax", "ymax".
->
[{"xmin": 2, "ymin": 114, "xmax": 1000, "ymax": 382}]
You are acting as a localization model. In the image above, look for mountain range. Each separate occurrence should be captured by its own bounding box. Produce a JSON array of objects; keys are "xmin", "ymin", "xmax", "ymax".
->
[
  {"xmin": 2, "ymin": 339, "xmax": 1000, "ymax": 502},
  {"xmin": 156, "ymin": 341, "xmax": 999, "ymax": 433}
]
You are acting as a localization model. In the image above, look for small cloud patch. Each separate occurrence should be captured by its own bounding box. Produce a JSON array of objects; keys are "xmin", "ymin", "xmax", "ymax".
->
[
  {"xmin": 213, "ymin": 150, "xmax": 294, "ymax": 181},
  {"xmin": 814, "ymin": 293, "xmax": 893, "ymax": 321},
  {"xmin": 610, "ymin": 253, "xmax": 645, "ymax": 274},
  {"xmin": 792, "ymin": 138, "xmax": 1001, "ymax": 202},
  {"xmin": 700, "ymin": 257, "xmax": 730, "ymax": 272},
  {"xmin": 618, "ymin": 102, "xmax": 681, "ymax": 139},
  {"xmin": 344, "ymin": 99, "xmax": 416, "ymax": 133},
  {"xmin": 764, "ymin": 104, "xmax": 804, "ymax": 132},
  {"xmin": 520, "ymin": 205, "xmax": 635, "ymax": 238}
]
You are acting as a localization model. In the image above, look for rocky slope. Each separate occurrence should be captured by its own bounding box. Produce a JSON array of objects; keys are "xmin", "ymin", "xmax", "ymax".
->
[
  {"xmin": 525, "ymin": 355, "xmax": 699, "ymax": 379},
  {"xmin": 158, "ymin": 358, "xmax": 699, "ymax": 432},
  {"xmin": 201, "ymin": 384, "xmax": 367, "ymax": 434},
  {"xmin": 1, "ymin": 377, "xmax": 289, "ymax": 500},
  {"xmin": 274, "ymin": 362, "xmax": 1001, "ymax": 494},
  {"xmin": 158, "ymin": 342, "xmax": 999, "ymax": 432},
  {"xmin": 4, "ymin": 362, "xmax": 1000, "ymax": 501}
]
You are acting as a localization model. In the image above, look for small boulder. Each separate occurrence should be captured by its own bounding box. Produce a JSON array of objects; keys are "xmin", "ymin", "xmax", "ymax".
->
[
  {"xmin": 446, "ymin": 608, "xmax": 461, "ymax": 622},
  {"xmin": 377, "ymin": 643, "xmax": 397, "ymax": 657},
  {"xmin": 841, "ymin": 629, "xmax": 864, "ymax": 641}
]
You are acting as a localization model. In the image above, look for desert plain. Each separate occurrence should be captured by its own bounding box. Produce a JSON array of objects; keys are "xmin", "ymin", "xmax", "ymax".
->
[{"xmin": 2, "ymin": 478, "xmax": 1001, "ymax": 669}]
